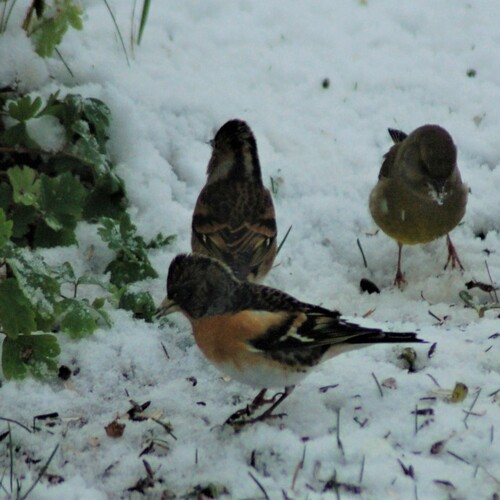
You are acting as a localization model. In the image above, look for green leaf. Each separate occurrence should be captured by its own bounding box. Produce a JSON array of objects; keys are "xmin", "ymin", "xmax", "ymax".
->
[
  {"xmin": 66, "ymin": 3, "xmax": 83, "ymax": 30},
  {"xmin": 51, "ymin": 261, "xmax": 76, "ymax": 283},
  {"xmin": 38, "ymin": 171, "xmax": 86, "ymax": 229},
  {"xmin": 92, "ymin": 297, "xmax": 106, "ymax": 309},
  {"xmin": 92, "ymin": 302, "xmax": 112, "ymax": 327},
  {"xmin": 0, "ymin": 183, "xmax": 13, "ymax": 211},
  {"xmin": 7, "ymin": 165, "xmax": 41, "ymax": 206},
  {"xmin": 119, "ymin": 289, "xmax": 156, "ymax": 322},
  {"xmin": 77, "ymin": 274, "xmax": 117, "ymax": 293},
  {"xmin": 1, "ymin": 122, "xmax": 40, "ymax": 149},
  {"xmin": 98, "ymin": 214, "xmax": 159, "ymax": 286},
  {"xmin": 6, "ymin": 252, "xmax": 60, "ymax": 319},
  {"xmin": 34, "ymin": 309, "xmax": 58, "ymax": 333},
  {"xmin": 11, "ymin": 205, "xmax": 37, "ymax": 240},
  {"xmin": 0, "ymin": 208, "xmax": 13, "ymax": 249},
  {"xmin": 83, "ymin": 184, "xmax": 126, "ymax": 221},
  {"xmin": 59, "ymin": 298, "xmax": 97, "ymax": 338},
  {"xmin": 38, "ymin": 90, "xmax": 61, "ymax": 116},
  {"xmin": 69, "ymin": 131, "xmax": 111, "ymax": 180},
  {"xmin": 105, "ymin": 259, "xmax": 158, "ymax": 287},
  {"xmin": 31, "ymin": 1, "xmax": 84, "ymax": 58},
  {"xmin": 81, "ymin": 98, "xmax": 110, "ymax": 147},
  {"xmin": 7, "ymin": 95, "xmax": 43, "ymax": 121},
  {"xmin": 98, "ymin": 216, "xmax": 125, "ymax": 253},
  {"xmin": 0, "ymin": 278, "xmax": 36, "ymax": 338},
  {"xmin": 34, "ymin": 221, "xmax": 77, "ymax": 247},
  {"xmin": 2, "ymin": 334, "xmax": 60, "ymax": 379},
  {"xmin": 33, "ymin": 17, "xmax": 67, "ymax": 58},
  {"xmin": 147, "ymin": 232, "xmax": 176, "ymax": 249}
]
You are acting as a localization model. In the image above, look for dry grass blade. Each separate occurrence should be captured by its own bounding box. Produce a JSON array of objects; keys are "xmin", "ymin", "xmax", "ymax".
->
[
  {"xmin": 371, "ymin": 372, "xmax": 383, "ymax": 398},
  {"xmin": 356, "ymin": 238, "xmax": 368, "ymax": 268},
  {"xmin": 484, "ymin": 259, "xmax": 499, "ymax": 303},
  {"xmin": 463, "ymin": 388, "xmax": 481, "ymax": 428},
  {"xmin": 0, "ymin": 417, "xmax": 32, "ymax": 434},
  {"xmin": 8, "ymin": 424, "xmax": 13, "ymax": 494},
  {"xmin": 291, "ymin": 445, "xmax": 306, "ymax": 491},
  {"xmin": 55, "ymin": 48, "xmax": 74, "ymax": 77},
  {"xmin": 248, "ymin": 471, "xmax": 270, "ymax": 500},
  {"xmin": 336, "ymin": 408, "xmax": 344, "ymax": 457},
  {"xmin": 414, "ymin": 404, "xmax": 418, "ymax": 434},
  {"xmin": 0, "ymin": 0, "xmax": 18, "ymax": 33},
  {"xmin": 446, "ymin": 450, "xmax": 470, "ymax": 465},
  {"xmin": 276, "ymin": 225, "xmax": 292, "ymax": 256},
  {"xmin": 102, "ymin": 0, "xmax": 130, "ymax": 66},
  {"xmin": 137, "ymin": 0, "xmax": 151, "ymax": 45},
  {"xmin": 359, "ymin": 455, "xmax": 365, "ymax": 484},
  {"xmin": 20, "ymin": 443, "xmax": 60, "ymax": 500}
]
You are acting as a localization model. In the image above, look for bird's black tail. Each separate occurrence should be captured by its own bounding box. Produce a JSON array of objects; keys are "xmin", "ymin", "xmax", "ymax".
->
[{"xmin": 342, "ymin": 322, "xmax": 426, "ymax": 345}]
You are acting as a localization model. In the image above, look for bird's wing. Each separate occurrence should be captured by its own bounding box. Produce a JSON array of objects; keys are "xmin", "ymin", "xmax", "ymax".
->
[
  {"xmin": 388, "ymin": 128, "xmax": 408, "ymax": 144},
  {"xmin": 232, "ymin": 282, "xmax": 425, "ymax": 365},
  {"xmin": 249, "ymin": 305, "xmax": 421, "ymax": 354},
  {"xmin": 378, "ymin": 144, "xmax": 400, "ymax": 179},
  {"xmin": 192, "ymin": 186, "xmax": 277, "ymax": 280},
  {"xmin": 377, "ymin": 128, "xmax": 408, "ymax": 179}
]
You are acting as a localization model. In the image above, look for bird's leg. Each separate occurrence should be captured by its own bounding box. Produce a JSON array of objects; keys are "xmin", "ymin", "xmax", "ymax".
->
[
  {"xmin": 444, "ymin": 234, "xmax": 464, "ymax": 271},
  {"xmin": 225, "ymin": 386, "xmax": 294, "ymax": 426},
  {"xmin": 394, "ymin": 243, "xmax": 407, "ymax": 288},
  {"xmin": 248, "ymin": 386, "xmax": 294, "ymax": 423},
  {"xmin": 225, "ymin": 388, "xmax": 268, "ymax": 424}
]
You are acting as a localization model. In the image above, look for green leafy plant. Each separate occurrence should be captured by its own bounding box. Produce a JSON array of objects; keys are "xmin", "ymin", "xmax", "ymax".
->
[
  {"xmin": 0, "ymin": 88, "xmax": 175, "ymax": 379},
  {"xmin": 0, "ymin": 243, "xmax": 111, "ymax": 379},
  {"xmin": 98, "ymin": 213, "xmax": 175, "ymax": 287},
  {"xmin": 119, "ymin": 288, "xmax": 156, "ymax": 323},
  {"xmin": 22, "ymin": 0, "xmax": 84, "ymax": 58},
  {"xmin": 1, "ymin": 90, "xmax": 125, "ymax": 247}
]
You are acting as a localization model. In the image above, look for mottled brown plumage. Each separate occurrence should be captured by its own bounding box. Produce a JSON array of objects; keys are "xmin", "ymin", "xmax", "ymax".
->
[
  {"xmin": 192, "ymin": 119, "xmax": 277, "ymax": 282},
  {"xmin": 158, "ymin": 254, "xmax": 424, "ymax": 423},
  {"xmin": 369, "ymin": 125, "xmax": 468, "ymax": 287}
]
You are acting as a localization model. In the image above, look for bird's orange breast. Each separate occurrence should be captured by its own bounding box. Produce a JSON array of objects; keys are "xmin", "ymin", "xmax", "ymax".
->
[{"xmin": 190, "ymin": 310, "xmax": 288, "ymax": 368}]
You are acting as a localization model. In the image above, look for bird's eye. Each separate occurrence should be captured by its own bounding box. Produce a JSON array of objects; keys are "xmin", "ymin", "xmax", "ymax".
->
[
  {"xmin": 418, "ymin": 161, "xmax": 432, "ymax": 177},
  {"xmin": 419, "ymin": 160, "xmax": 430, "ymax": 175}
]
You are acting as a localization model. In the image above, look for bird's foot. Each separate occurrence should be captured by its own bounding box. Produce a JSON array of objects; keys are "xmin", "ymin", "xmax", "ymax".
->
[
  {"xmin": 225, "ymin": 387, "xmax": 293, "ymax": 427},
  {"xmin": 228, "ymin": 411, "xmax": 288, "ymax": 429},
  {"xmin": 394, "ymin": 269, "xmax": 407, "ymax": 289},
  {"xmin": 394, "ymin": 243, "xmax": 407, "ymax": 289},
  {"xmin": 444, "ymin": 234, "xmax": 464, "ymax": 271}
]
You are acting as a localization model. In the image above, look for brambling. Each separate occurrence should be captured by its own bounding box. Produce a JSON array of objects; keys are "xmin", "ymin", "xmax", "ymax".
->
[
  {"xmin": 157, "ymin": 254, "xmax": 425, "ymax": 424},
  {"xmin": 191, "ymin": 119, "xmax": 277, "ymax": 282},
  {"xmin": 369, "ymin": 125, "xmax": 468, "ymax": 287}
]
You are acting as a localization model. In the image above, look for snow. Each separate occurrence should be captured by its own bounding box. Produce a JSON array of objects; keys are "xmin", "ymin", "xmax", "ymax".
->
[
  {"xmin": 1, "ymin": 0, "xmax": 499, "ymax": 498},
  {"xmin": 26, "ymin": 115, "xmax": 66, "ymax": 152}
]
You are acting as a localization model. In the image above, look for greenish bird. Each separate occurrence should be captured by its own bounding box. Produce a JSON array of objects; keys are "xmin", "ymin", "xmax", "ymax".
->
[{"xmin": 369, "ymin": 125, "xmax": 468, "ymax": 287}]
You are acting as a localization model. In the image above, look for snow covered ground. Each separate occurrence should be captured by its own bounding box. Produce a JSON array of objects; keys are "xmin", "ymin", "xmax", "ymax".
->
[{"xmin": 1, "ymin": 1, "xmax": 499, "ymax": 498}]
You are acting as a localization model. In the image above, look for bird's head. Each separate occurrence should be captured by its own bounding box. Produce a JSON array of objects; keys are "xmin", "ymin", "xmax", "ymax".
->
[
  {"xmin": 401, "ymin": 125, "xmax": 459, "ymax": 202},
  {"xmin": 206, "ymin": 119, "xmax": 261, "ymax": 183},
  {"xmin": 157, "ymin": 254, "xmax": 241, "ymax": 319}
]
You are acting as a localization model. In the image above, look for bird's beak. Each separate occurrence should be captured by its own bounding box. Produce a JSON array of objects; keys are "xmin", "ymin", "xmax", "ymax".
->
[
  {"xmin": 156, "ymin": 297, "xmax": 180, "ymax": 318},
  {"xmin": 431, "ymin": 179, "xmax": 446, "ymax": 195},
  {"xmin": 429, "ymin": 179, "xmax": 447, "ymax": 205}
]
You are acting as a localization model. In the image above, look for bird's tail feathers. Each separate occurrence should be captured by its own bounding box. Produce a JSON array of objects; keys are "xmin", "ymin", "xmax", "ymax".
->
[{"xmin": 342, "ymin": 322, "xmax": 425, "ymax": 345}]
